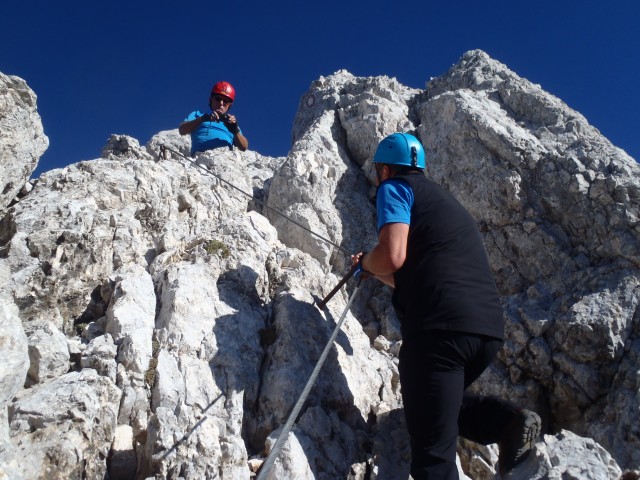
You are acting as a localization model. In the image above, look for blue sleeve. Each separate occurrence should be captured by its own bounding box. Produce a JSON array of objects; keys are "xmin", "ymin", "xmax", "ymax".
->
[
  {"xmin": 376, "ymin": 179, "xmax": 413, "ymax": 232},
  {"xmin": 184, "ymin": 110, "xmax": 203, "ymax": 122}
]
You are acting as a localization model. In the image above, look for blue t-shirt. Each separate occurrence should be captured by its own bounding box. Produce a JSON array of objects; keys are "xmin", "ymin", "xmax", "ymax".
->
[
  {"xmin": 376, "ymin": 179, "xmax": 414, "ymax": 232},
  {"xmin": 184, "ymin": 110, "xmax": 240, "ymax": 154}
]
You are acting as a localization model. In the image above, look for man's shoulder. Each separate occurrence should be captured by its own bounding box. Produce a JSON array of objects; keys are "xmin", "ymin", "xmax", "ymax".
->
[
  {"xmin": 378, "ymin": 179, "xmax": 415, "ymax": 208},
  {"xmin": 379, "ymin": 178, "xmax": 414, "ymax": 195},
  {"xmin": 184, "ymin": 110, "xmax": 204, "ymax": 121}
]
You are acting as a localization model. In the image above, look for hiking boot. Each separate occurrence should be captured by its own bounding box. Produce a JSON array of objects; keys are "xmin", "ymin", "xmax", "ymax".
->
[{"xmin": 497, "ymin": 409, "xmax": 541, "ymax": 476}]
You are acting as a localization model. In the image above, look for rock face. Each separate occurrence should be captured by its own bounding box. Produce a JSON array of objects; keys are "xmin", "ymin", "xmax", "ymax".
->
[
  {"xmin": 1, "ymin": 50, "xmax": 638, "ymax": 479},
  {"xmin": 0, "ymin": 73, "xmax": 48, "ymax": 214},
  {"xmin": 421, "ymin": 51, "xmax": 640, "ymax": 470}
]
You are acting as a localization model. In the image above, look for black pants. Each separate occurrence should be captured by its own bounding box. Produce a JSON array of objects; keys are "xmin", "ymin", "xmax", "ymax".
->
[{"xmin": 399, "ymin": 331, "xmax": 516, "ymax": 480}]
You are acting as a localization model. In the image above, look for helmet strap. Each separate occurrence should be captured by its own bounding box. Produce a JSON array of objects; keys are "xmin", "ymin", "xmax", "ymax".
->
[{"xmin": 411, "ymin": 146, "xmax": 417, "ymax": 167}]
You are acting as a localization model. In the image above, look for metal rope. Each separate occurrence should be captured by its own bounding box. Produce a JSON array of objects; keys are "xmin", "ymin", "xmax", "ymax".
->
[
  {"xmin": 256, "ymin": 276, "xmax": 363, "ymax": 480},
  {"xmin": 159, "ymin": 144, "xmax": 362, "ymax": 477},
  {"xmin": 159, "ymin": 145, "xmax": 351, "ymax": 257}
]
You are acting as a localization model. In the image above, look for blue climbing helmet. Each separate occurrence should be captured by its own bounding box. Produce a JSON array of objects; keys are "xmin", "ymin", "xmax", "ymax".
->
[{"xmin": 373, "ymin": 133, "xmax": 426, "ymax": 169}]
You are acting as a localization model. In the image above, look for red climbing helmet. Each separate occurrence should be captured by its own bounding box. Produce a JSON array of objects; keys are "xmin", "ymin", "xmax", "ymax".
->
[{"xmin": 211, "ymin": 81, "xmax": 235, "ymax": 102}]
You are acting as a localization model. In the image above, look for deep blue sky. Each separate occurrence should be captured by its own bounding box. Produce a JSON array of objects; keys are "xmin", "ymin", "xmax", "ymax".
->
[{"xmin": 2, "ymin": 1, "xmax": 638, "ymax": 178}]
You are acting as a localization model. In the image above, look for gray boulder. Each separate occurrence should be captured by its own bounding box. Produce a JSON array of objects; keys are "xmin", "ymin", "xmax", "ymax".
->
[{"xmin": 0, "ymin": 73, "xmax": 48, "ymax": 213}]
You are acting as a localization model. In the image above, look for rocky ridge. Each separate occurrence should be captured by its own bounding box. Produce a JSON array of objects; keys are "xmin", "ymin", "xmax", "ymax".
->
[
  {"xmin": 0, "ymin": 72, "xmax": 48, "ymax": 216},
  {"xmin": 1, "ymin": 50, "xmax": 639, "ymax": 479}
]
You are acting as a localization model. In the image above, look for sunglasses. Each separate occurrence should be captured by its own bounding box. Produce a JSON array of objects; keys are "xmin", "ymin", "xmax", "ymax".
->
[{"xmin": 211, "ymin": 94, "xmax": 233, "ymax": 105}]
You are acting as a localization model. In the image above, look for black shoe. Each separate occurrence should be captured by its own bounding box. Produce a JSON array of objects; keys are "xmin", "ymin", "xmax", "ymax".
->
[{"xmin": 497, "ymin": 409, "xmax": 541, "ymax": 476}]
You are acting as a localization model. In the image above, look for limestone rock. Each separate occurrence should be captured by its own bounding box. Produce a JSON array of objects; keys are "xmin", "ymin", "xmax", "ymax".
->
[
  {"xmin": 8, "ymin": 369, "xmax": 121, "ymax": 480},
  {"xmin": 508, "ymin": 430, "xmax": 623, "ymax": 480},
  {"xmin": 0, "ymin": 264, "xmax": 29, "ymax": 480},
  {"xmin": 24, "ymin": 320, "xmax": 69, "ymax": 385},
  {"xmin": 101, "ymin": 134, "xmax": 153, "ymax": 161},
  {"xmin": 0, "ymin": 265, "xmax": 29, "ymax": 407},
  {"xmin": 266, "ymin": 104, "xmax": 378, "ymax": 270},
  {"xmin": 292, "ymin": 70, "xmax": 419, "ymax": 167},
  {"xmin": 416, "ymin": 50, "xmax": 640, "ymax": 468},
  {"xmin": 145, "ymin": 129, "xmax": 191, "ymax": 162},
  {"xmin": 105, "ymin": 264, "xmax": 155, "ymax": 374},
  {"xmin": 108, "ymin": 424, "xmax": 136, "ymax": 480},
  {"xmin": 80, "ymin": 333, "xmax": 118, "ymax": 381},
  {"xmin": 0, "ymin": 73, "xmax": 49, "ymax": 213}
]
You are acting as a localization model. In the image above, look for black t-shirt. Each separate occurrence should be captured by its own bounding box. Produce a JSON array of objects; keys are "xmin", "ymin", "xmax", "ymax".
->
[{"xmin": 383, "ymin": 173, "xmax": 504, "ymax": 339}]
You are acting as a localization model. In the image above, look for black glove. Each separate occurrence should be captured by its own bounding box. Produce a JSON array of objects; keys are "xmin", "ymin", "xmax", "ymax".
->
[
  {"xmin": 200, "ymin": 113, "xmax": 214, "ymax": 122},
  {"xmin": 226, "ymin": 121, "xmax": 240, "ymax": 134}
]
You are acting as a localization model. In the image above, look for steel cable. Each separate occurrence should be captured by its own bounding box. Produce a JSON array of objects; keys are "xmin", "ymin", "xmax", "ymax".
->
[{"xmin": 159, "ymin": 145, "xmax": 351, "ymax": 258}]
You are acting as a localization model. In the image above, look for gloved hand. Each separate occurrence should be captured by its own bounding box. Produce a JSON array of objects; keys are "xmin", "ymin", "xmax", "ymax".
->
[
  {"xmin": 200, "ymin": 113, "xmax": 214, "ymax": 122},
  {"xmin": 226, "ymin": 121, "xmax": 240, "ymax": 134},
  {"xmin": 220, "ymin": 114, "xmax": 239, "ymax": 134}
]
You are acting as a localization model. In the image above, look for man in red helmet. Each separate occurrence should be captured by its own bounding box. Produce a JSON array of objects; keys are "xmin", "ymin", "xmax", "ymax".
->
[{"xmin": 179, "ymin": 81, "xmax": 249, "ymax": 154}]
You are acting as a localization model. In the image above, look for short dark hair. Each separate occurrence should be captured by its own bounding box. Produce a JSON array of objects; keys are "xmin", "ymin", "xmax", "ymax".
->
[{"xmin": 386, "ymin": 164, "xmax": 423, "ymax": 175}]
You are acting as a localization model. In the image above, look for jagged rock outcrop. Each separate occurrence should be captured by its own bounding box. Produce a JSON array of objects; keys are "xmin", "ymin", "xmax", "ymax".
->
[
  {"xmin": 1, "ymin": 49, "xmax": 638, "ymax": 479},
  {"xmin": 0, "ymin": 262, "xmax": 29, "ymax": 480},
  {"xmin": 0, "ymin": 73, "xmax": 48, "ymax": 213},
  {"xmin": 419, "ymin": 51, "xmax": 640, "ymax": 470},
  {"xmin": 102, "ymin": 134, "xmax": 154, "ymax": 161}
]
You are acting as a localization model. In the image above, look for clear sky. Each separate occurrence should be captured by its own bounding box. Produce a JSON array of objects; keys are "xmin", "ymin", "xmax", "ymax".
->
[{"xmin": 2, "ymin": 1, "xmax": 638, "ymax": 178}]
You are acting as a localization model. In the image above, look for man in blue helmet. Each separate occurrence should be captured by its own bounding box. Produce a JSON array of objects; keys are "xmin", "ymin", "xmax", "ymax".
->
[
  {"xmin": 353, "ymin": 133, "xmax": 541, "ymax": 479},
  {"xmin": 179, "ymin": 81, "xmax": 249, "ymax": 154}
]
